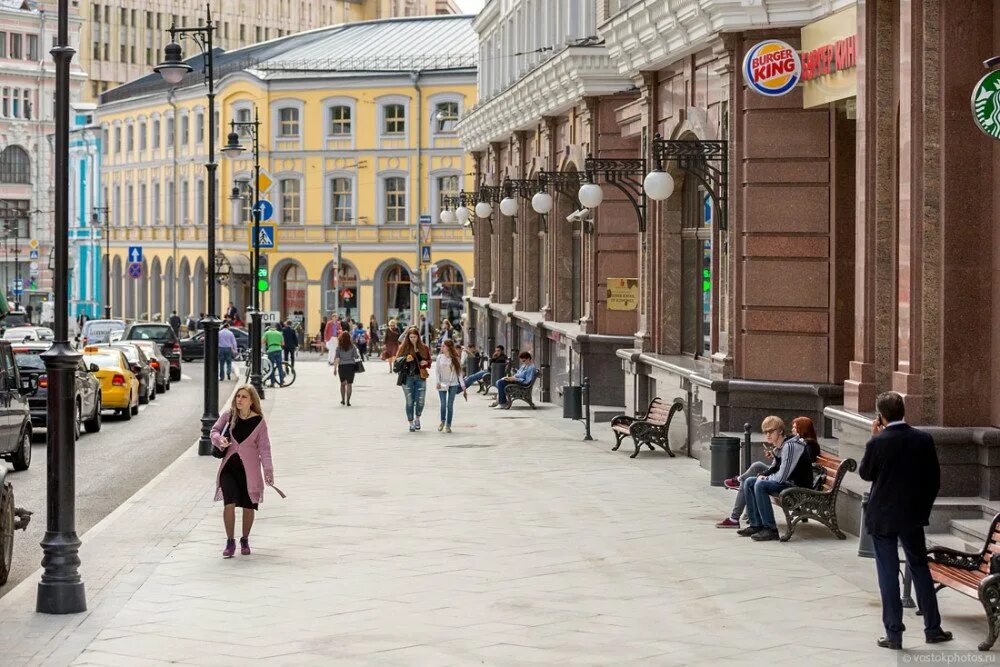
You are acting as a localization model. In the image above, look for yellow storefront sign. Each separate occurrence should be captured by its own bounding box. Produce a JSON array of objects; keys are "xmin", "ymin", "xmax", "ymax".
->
[
  {"xmin": 606, "ymin": 278, "xmax": 639, "ymax": 311},
  {"xmin": 801, "ymin": 5, "xmax": 858, "ymax": 108}
]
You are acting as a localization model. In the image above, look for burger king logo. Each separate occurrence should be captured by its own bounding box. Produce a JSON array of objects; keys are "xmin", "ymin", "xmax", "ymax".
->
[{"xmin": 742, "ymin": 40, "xmax": 802, "ymax": 97}]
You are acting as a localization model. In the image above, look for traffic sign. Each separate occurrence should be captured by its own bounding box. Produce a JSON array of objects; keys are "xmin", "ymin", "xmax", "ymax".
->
[
  {"xmin": 420, "ymin": 224, "xmax": 432, "ymax": 245},
  {"xmin": 260, "ymin": 310, "xmax": 281, "ymax": 324},
  {"xmin": 420, "ymin": 245, "xmax": 432, "ymax": 264},
  {"xmin": 257, "ymin": 169, "xmax": 274, "ymax": 194},
  {"xmin": 12, "ymin": 278, "xmax": 22, "ymax": 296},
  {"xmin": 127, "ymin": 262, "xmax": 143, "ymax": 279},
  {"xmin": 247, "ymin": 224, "xmax": 277, "ymax": 252},
  {"xmin": 28, "ymin": 249, "xmax": 38, "ymax": 259},
  {"xmin": 253, "ymin": 200, "xmax": 273, "ymax": 222},
  {"xmin": 128, "ymin": 245, "xmax": 143, "ymax": 263},
  {"xmin": 418, "ymin": 214, "xmax": 432, "ymax": 226},
  {"xmin": 419, "ymin": 293, "xmax": 428, "ymax": 312},
  {"xmin": 28, "ymin": 239, "xmax": 38, "ymax": 249}
]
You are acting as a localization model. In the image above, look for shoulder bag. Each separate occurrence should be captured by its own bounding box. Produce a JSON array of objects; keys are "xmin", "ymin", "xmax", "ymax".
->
[{"xmin": 354, "ymin": 346, "xmax": 366, "ymax": 374}]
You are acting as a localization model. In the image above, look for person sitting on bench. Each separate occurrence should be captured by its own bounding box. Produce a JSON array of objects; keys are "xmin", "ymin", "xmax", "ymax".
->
[
  {"xmin": 464, "ymin": 345, "xmax": 507, "ymax": 387},
  {"xmin": 490, "ymin": 351, "xmax": 536, "ymax": 409}
]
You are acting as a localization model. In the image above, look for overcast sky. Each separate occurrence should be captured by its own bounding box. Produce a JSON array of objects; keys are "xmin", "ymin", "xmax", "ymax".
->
[{"xmin": 456, "ymin": 0, "xmax": 486, "ymax": 13}]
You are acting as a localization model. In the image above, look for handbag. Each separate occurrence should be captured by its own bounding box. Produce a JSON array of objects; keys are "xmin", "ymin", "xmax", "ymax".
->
[
  {"xmin": 211, "ymin": 421, "xmax": 230, "ymax": 459},
  {"xmin": 355, "ymin": 358, "xmax": 366, "ymax": 373}
]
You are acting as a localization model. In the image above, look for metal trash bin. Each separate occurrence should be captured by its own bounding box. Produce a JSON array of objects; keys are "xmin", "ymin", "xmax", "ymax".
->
[
  {"xmin": 709, "ymin": 436, "xmax": 741, "ymax": 486},
  {"xmin": 563, "ymin": 385, "xmax": 583, "ymax": 419},
  {"xmin": 490, "ymin": 361, "xmax": 506, "ymax": 388}
]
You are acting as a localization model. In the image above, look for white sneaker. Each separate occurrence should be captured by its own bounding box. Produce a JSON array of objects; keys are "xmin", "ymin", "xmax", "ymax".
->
[
  {"xmin": 438, "ymin": 422, "xmax": 445, "ymax": 432},
  {"xmin": 445, "ymin": 426, "xmax": 452, "ymax": 433},
  {"xmin": 414, "ymin": 418, "xmax": 421, "ymax": 430}
]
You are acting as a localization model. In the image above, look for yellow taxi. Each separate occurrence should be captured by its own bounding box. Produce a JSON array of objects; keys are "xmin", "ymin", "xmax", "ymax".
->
[{"xmin": 81, "ymin": 345, "xmax": 139, "ymax": 420}]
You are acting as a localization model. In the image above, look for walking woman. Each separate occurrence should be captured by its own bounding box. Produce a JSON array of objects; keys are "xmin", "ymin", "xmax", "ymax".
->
[
  {"xmin": 435, "ymin": 338, "xmax": 466, "ymax": 433},
  {"xmin": 211, "ymin": 385, "xmax": 274, "ymax": 558},
  {"xmin": 368, "ymin": 315, "xmax": 380, "ymax": 360},
  {"xmin": 333, "ymin": 330, "xmax": 361, "ymax": 406},
  {"xmin": 382, "ymin": 318, "xmax": 401, "ymax": 372},
  {"xmin": 393, "ymin": 326, "xmax": 432, "ymax": 432}
]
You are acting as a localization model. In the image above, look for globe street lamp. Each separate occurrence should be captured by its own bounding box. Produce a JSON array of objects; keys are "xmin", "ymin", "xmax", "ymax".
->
[
  {"xmin": 221, "ymin": 108, "xmax": 266, "ymax": 399},
  {"xmin": 37, "ymin": 0, "xmax": 87, "ymax": 615},
  {"xmin": 154, "ymin": 8, "xmax": 220, "ymax": 455}
]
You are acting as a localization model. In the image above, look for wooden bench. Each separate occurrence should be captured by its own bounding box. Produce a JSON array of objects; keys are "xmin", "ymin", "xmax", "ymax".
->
[
  {"xmin": 928, "ymin": 513, "xmax": 1000, "ymax": 651},
  {"xmin": 504, "ymin": 375, "xmax": 537, "ymax": 408},
  {"xmin": 772, "ymin": 452, "xmax": 856, "ymax": 542},
  {"xmin": 610, "ymin": 398, "xmax": 683, "ymax": 459}
]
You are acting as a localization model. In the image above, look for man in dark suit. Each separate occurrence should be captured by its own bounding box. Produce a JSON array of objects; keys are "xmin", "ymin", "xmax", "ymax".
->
[{"xmin": 860, "ymin": 390, "xmax": 952, "ymax": 650}]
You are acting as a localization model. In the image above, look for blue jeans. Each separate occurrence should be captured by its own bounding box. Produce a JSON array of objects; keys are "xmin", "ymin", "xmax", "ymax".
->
[
  {"xmin": 743, "ymin": 477, "xmax": 793, "ymax": 529},
  {"xmin": 218, "ymin": 348, "xmax": 233, "ymax": 380},
  {"xmin": 464, "ymin": 370, "xmax": 489, "ymax": 386},
  {"xmin": 402, "ymin": 376, "xmax": 426, "ymax": 422},
  {"xmin": 872, "ymin": 529, "xmax": 943, "ymax": 642},
  {"xmin": 439, "ymin": 385, "xmax": 460, "ymax": 426},
  {"xmin": 730, "ymin": 461, "xmax": 770, "ymax": 521},
  {"xmin": 496, "ymin": 379, "xmax": 529, "ymax": 404},
  {"xmin": 267, "ymin": 350, "xmax": 284, "ymax": 385}
]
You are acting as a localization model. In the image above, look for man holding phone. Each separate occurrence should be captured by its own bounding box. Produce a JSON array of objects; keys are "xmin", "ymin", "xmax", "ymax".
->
[{"xmin": 860, "ymin": 391, "xmax": 952, "ymax": 650}]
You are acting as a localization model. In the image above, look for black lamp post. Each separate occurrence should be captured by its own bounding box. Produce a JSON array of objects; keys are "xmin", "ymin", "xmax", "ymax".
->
[
  {"xmin": 155, "ymin": 7, "xmax": 220, "ymax": 455},
  {"xmin": 92, "ymin": 206, "xmax": 110, "ymax": 318},
  {"xmin": 222, "ymin": 110, "xmax": 264, "ymax": 399},
  {"xmin": 37, "ymin": 0, "xmax": 86, "ymax": 615}
]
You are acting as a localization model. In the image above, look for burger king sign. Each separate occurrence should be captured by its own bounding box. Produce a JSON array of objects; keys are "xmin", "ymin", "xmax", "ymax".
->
[{"xmin": 743, "ymin": 39, "xmax": 802, "ymax": 97}]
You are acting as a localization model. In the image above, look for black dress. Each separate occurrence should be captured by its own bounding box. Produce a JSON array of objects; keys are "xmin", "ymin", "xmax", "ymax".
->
[{"xmin": 219, "ymin": 414, "xmax": 263, "ymax": 510}]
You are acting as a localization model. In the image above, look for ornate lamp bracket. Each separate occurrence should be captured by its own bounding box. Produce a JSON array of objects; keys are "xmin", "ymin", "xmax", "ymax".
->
[
  {"xmin": 583, "ymin": 155, "xmax": 648, "ymax": 232},
  {"xmin": 651, "ymin": 134, "xmax": 729, "ymax": 230}
]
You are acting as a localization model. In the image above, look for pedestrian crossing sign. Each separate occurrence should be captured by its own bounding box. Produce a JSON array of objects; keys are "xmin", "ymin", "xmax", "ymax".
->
[
  {"xmin": 247, "ymin": 224, "xmax": 277, "ymax": 252},
  {"xmin": 421, "ymin": 245, "xmax": 432, "ymax": 264}
]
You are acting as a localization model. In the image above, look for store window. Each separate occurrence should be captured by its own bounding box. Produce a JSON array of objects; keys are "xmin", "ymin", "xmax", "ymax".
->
[
  {"xmin": 681, "ymin": 184, "xmax": 713, "ymax": 357},
  {"xmin": 384, "ymin": 264, "xmax": 411, "ymax": 327},
  {"xmin": 281, "ymin": 264, "xmax": 307, "ymax": 319}
]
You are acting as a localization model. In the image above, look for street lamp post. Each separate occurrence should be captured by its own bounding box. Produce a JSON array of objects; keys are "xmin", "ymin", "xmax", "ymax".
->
[
  {"xmin": 92, "ymin": 206, "xmax": 109, "ymax": 318},
  {"xmin": 37, "ymin": 0, "xmax": 86, "ymax": 615},
  {"xmin": 222, "ymin": 109, "xmax": 264, "ymax": 398},
  {"xmin": 154, "ymin": 6, "xmax": 220, "ymax": 455}
]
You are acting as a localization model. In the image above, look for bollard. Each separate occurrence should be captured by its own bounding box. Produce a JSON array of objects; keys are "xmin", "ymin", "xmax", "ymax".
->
[
  {"xmin": 858, "ymin": 491, "xmax": 875, "ymax": 558},
  {"xmin": 582, "ymin": 376, "xmax": 593, "ymax": 441},
  {"xmin": 902, "ymin": 566, "xmax": 916, "ymax": 609}
]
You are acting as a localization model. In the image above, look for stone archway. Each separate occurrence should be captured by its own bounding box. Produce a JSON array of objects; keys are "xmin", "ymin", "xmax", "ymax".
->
[
  {"xmin": 178, "ymin": 258, "xmax": 191, "ymax": 318},
  {"xmin": 150, "ymin": 257, "xmax": 162, "ymax": 320}
]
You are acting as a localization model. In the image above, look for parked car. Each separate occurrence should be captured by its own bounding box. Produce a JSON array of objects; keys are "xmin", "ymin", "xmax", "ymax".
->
[
  {"xmin": 0, "ymin": 340, "xmax": 35, "ymax": 471},
  {"xmin": 79, "ymin": 319, "xmax": 126, "ymax": 347},
  {"xmin": 123, "ymin": 322, "xmax": 182, "ymax": 381},
  {"xmin": 0, "ymin": 311, "xmax": 29, "ymax": 334},
  {"xmin": 127, "ymin": 340, "xmax": 170, "ymax": 392},
  {"xmin": 2, "ymin": 326, "xmax": 54, "ymax": 342},
  {"xmin": 13, "ymin": 342, "xmax": 102, "ymax": 439},
  {"xmin": 81, "ymin": 346, "xmax": 139, "ymax": 419},
  {"xmin": 180, "ymin": 327, "xmax": 250, "ymax": 362},
  {"xmin": 0, "ymin": 462, "xmax": 33, "ymax": 585},
  {"xmin": 108, "ymin": 343, "xmax": 155, "ymax": 404}
]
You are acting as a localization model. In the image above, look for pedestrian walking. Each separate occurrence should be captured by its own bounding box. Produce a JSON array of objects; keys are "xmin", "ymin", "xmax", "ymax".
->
[
  {"xmin": 333, "ymin": 330, "xmax": 362, "ymax": 406},
  {"xmin": 262, "ymin": 322, "xmax": 285, "ymax": 387},
  {"xmin": 435, "ymin": 338, "xmax": 466, "ymax": 433},
  {"xmin": 211, "ymin": 385, "xmax": 274, "ymax": 558},
  {"xmin": 382, "ymin": 318, "xmax": 401, "ymax": 372},
  {"xmin": 281, "ymin": 320, "xmax": 298, "ymax": 368},
  {"xmin": 368, "ymin": 315, "xmax": 380, "ymax": 359},
  {"xmin": 169, "ymin": 310, "xmax": 182, "ymax": 336},
  {"xmin": 226, "ymin": 302, "xmax": 239, "ymax": 322},
  {"xmin": 393, "ymin": 326, "xmax": 431, "ymax": 432},
  {"xmin": 218, "ymin": 321, "xmax": 238, "ymax": 381},
  {"xmin": 186, "ymin": 313, "xmax": 198, "ymax": 334},
  {"xmin": 325, "ymin": 315, "xmax": 342, "ymax": 366},
  {"xmin": 860, "ymin": 391, "xmax": 952, "ymax": 650},
  {"xmin": 436, "ymin": 319, "xmax": 454, "ymax": 351},
  {"xmin": 351, "ymin": 321, "xmax": 369, "ymax": 359}
]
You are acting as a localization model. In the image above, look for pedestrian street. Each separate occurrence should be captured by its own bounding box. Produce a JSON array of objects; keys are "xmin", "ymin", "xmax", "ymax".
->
[{"xmin": 0, "ymin": 358, "xmax": 987, "ymax": 665}]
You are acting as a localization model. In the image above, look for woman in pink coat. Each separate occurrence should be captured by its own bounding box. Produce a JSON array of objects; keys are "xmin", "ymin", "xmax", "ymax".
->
[{"xmin": 211, "ymin": 385, "xmax": 274, "ymax": 558}]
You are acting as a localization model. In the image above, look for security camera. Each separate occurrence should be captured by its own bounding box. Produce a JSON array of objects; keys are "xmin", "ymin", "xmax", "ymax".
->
[{"xmin": 566, "ymin": 208, "xmax": 592, "ymax": 224}]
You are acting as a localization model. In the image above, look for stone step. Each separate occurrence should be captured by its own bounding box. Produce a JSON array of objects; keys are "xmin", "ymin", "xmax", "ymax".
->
[
  {"xmin": 591, "ymin": 405, "xmax": 624, "ymax": 423},
  {"xmin": 926, "ymin": 531, "xmax": 975, "ymax": 552},
  {"xmin": 949, "ymin": 517, "xmax": 995, "ymax": 548}
]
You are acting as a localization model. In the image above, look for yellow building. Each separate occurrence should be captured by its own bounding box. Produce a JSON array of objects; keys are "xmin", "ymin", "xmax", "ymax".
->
[{"xmin": 96, "ymin": 15, "xmax": 477, "ymax": 336}]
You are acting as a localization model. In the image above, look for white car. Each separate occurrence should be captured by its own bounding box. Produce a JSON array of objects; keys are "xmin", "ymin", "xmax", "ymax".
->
[{"xmin": 2, "ymin": 326, "xmax": 54, "ymax": 342}]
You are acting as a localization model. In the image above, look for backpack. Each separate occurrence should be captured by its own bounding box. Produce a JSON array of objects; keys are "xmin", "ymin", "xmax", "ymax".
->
[{"xmin": 352, "ymin": 329, "xmax": 368, "ymax": 344}]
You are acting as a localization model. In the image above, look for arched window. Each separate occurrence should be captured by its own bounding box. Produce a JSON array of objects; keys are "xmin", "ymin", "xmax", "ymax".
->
[
  {"xmin": 326, "ymin": 263, "xmax": 359, "ymax": 319},
  {"xmin": 0, "ymin": 146, "xmax": 30, "ymax": 183},
  {"xmin": 384, "ymin": 264, "xmax": 411, "ymax": 327},
  {"xmin": 281, "ymin": 264, "xmax": 307, "ymax": 319},
  {"xmin": 436, "ymin": 264, "xmax": 465, "ymax": 326}
]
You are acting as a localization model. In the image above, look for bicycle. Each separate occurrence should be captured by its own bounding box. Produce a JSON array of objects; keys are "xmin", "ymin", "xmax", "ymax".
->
[{"xmin": 242, "ymin": 353, "xmax": 295, "ymax": 388}]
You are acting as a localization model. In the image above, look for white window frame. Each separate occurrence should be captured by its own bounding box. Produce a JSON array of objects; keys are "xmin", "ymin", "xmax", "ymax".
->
[
  {"xmin": 377, "ymin": 95, "xmax": 409, "ymax": 144},
  {"xmin": 430, "ymin": 169, "xmax": 462, "ymax": 224},
  {"xmin": 275, "ymin": 174, "xmax": 303, "ymax": 224},
  {"xmin": 324, "ymin": 171, "xmax": 356, "ymax": 225},
  {"xmin": 322, "ymin": 96, "xmax": 356, "ymax": 145},
  {"xmin": 270, "ymin": 99, "xmax": 305, "ymax": 147},
  {"xmin": 377, "ymin": 171, "xmax": 409, "ymax": 226}
]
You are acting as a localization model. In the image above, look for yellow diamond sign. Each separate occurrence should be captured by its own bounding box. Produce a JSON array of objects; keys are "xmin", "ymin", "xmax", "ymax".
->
[{"xmin": 256, "ymin": 169, "xmax": 273, "ymax": 194}]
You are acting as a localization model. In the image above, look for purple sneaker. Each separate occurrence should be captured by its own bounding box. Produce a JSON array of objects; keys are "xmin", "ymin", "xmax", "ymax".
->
[
  {"xmin": 223, "ymin": 538, "xmax": 236, "ymax": 558},
  {"xmin": 240, "ymin": 537, "xmax": 251, "ymax": 556}
]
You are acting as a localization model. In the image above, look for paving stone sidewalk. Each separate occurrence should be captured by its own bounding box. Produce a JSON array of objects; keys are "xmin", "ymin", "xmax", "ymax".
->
[{"xmin": 0, "ymin": 359, "xmax": 991, "ymax": 666}]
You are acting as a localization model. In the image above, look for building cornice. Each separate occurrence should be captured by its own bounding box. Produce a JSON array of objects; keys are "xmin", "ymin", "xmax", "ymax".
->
[
  {"xmin": 598, "ymin": 0, "xmax": 857, "ymax": 78},
  {"xmin": 456, "ymin": 46, "xmax": 630, "ymax": 151}
]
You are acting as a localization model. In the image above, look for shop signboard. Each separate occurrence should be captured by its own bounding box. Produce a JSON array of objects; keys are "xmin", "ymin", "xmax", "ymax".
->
[
  {"xmin": 742, "ymin": 39, "xmax": 801, "ymax": 97},
  {"xmin": 800, "ymin": 6, "xmax": 858, "ymax": 108},
  {"xmin": 606, "ymin": 278, "xmax": 639, "ymax": 311},
  {"xmin": 972, "ymin": 69, "xmax": 1000, "ymax": 141}
]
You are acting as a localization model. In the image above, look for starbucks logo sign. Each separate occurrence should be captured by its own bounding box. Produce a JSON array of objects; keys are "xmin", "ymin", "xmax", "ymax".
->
[{"xmin": 972, "ymin": 69, "xmax": 1000, "ymax": 140}]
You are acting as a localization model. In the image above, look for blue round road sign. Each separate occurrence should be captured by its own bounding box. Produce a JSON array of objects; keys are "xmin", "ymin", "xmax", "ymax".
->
[{"xmin": 253, "ymin": 200, "xmax": 274, "ymax": 222}]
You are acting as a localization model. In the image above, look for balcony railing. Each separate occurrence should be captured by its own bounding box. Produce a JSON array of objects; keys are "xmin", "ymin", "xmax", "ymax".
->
[{"xmin": 109, "ymin": 223, "xmax": 473, "ymax": 245}]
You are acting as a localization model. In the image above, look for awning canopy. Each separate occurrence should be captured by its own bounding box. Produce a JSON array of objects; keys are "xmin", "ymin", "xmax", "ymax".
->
[{"xmin": 220, "ymin": 252, "xmax": 251, "ymax": 275}]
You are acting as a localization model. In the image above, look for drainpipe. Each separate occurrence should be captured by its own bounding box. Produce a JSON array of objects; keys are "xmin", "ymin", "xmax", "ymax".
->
[
  {"xmin": 411, "ymin": 70, "xmax": 424, "ymax": 341},
  {"xmin": 36, "ymin": 8, "xmax": 46, "ymax": 304}
]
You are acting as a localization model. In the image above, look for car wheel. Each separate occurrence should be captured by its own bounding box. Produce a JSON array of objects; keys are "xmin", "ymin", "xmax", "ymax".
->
[
  {"xmin": 130, "ymin": 399, "xmax": 139, "ymax": 416},
  {"xmin": 165, "ymin": 377, "xmax": 171, "ymax": 391},
  {"xmin": 170, "ymin": 368, "xmax": 181, "ymax": 381},
  {"xmin": 139, "ymin": 384, "xmax": 149, "ymax": 405},
  {"xmin": 0, "ymin": 485, "xmax": 13, "ymax": 586},
  {"xmin": 120, "ymin": 406, "xmax": 132, "ymax": 421},
  {"xmin": 74, "ymin": 403, "xmax": 82, "ymax": 441},
  {"xmin": 84, "ymin": 396, "xmax": 102, "ymax": 433},
  {"xmin": 149, "ymin": 383, "xmax": 156, "ymax": 401},
  {"xmin": 182, "ymin": 357, "xmax": 192, "ymax": 363},
  {"xmin": 11, "ymin": 430, "xmax": 30, "ymax": 471}
]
